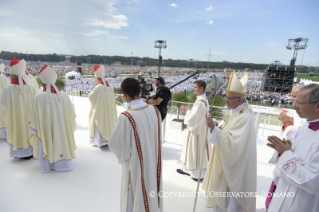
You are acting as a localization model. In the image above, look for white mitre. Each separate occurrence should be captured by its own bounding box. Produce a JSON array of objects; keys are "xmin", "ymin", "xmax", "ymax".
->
[
  {"xmin": 38, "ymin": 65, "xmax": 63, "ymax": 102},
  {"xmin": 226, "ymin": 71, "xmax": 248, "ymax": 97}
]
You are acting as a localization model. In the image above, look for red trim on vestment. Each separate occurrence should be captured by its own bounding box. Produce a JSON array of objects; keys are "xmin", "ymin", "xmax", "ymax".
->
[
  {"xmin": 184, "ymin": 131, "xmax": 191, "ymax": 166},
  {"xmin": 11, "ymin": 78, "xmax": 26, "ymax": 85},
  {"xmin": 99, "ymin": 80, "xmax": 110, "ymax": 87},
  {"xmin": 151, "ymin": 105, "xmax": 162, "ymax": 201},
  {"xmin": 43, "ymin": 85, "xmax": 60, "ymax": 94},
  {"xmin": 282, "ymin": 124, "xmax": 293, "ymax": 132},
  {"xmin": 121, "ymin": 111, "xmax": 150, "ymax": 212}
]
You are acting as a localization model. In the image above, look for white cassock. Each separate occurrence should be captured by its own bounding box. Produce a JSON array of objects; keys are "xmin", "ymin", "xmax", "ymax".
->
[
  {"xmin": 29, "ymin": 90, "xmax": 77, "ymax": 173},
  {"xmin": 268, "ymin": 120, "xmax": 319, "ymax": 212},
  {"xmin": 0, "ymin": 74, "xmax": 10, "ymax": 138},
  {"xmin": 0, "ymin": 82, "xmax": 36, "ymax": 157},
  {"xmin": 180, "ymin": 94, "xmax": 210, "ymax": 179},
  {"xmin": 108, "ymin": 99, "xmax": 163, "ymax": 212},
  {"xmin": 88, "ymin": 83, "xmax": 118, "ymax": 147},
  {"xmin": 202, "ymin": 103, "xmax": 257, "ymax": 212}
]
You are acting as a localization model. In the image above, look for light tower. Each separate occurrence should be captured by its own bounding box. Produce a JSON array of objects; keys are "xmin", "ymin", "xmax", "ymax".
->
[
  {"xmin": 154, "ymin": 40, "xmax": 167, "ymax": 77},
  {"xmin": 286, "ymin": 37, "xmax": 308, "ymax": 67}
]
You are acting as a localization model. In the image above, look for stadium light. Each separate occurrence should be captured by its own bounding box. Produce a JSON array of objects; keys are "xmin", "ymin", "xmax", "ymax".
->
[{"xmin": 154, "ymin": 40, "xmax": 167, "ymax": 77}]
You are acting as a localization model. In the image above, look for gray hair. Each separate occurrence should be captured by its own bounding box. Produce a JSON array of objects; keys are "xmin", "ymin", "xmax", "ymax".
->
[{"xmin": 300, "ymin": 83, "xmax": 319, "ymax": 103}]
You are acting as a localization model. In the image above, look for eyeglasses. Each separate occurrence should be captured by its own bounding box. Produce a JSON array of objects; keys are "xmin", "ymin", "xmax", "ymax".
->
[
  {"xmin": 155, "ymin": 83, "xmax": 160, "ymax": 86},
  {"xmin": 224, "ymin": 97, "xmax": 240, "ymax": 100},
  {"xmin": 293, "ymin": 101, "xmax": 318, "ymax": 107}
]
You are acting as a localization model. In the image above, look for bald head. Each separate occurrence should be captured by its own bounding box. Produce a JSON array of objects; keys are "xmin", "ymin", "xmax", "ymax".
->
[{"xmin": 290, "ymin": 85, "xmax": 304, "ymax": 101}]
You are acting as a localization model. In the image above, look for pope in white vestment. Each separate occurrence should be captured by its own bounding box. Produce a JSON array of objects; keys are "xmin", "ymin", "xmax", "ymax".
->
[
  {"xmin": 89, "ymin": 65, "xmax": 117, "ymax": 147},
  {"xmin": 29, "ymin": 65, "xmax": 76, "ymax": 173},
  {"xmin": 0, "ymin": 63, "xmax": 10, "ymax": 138},
  {"xmin": 178, "ymin": 81, "xmax": 210, "ymax": 180},
  {"xmin": 108, "ymin": 78, "xmax": 163, "ymax": 212},
  {"xmin": 267, "ymin": 84, "xmax": 319, "ymax": 212},
  {"xmin": 203, "ymin": 71, "xmax": 257, "ymax": 212},
  {"xmin": 0, "ymin": 58, "xmax": 36, "ymax": 158}
]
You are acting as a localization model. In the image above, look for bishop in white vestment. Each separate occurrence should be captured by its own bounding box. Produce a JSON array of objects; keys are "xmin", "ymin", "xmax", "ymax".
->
[
  {"xmin": 89, "ymin": 65, "xmax": 118, "ymax": 147},
  {"xmin": 178, "ymin": 80, "xmax": 210, "ymax": 180},
  {"xmin": 0, "ymin": 63, "xmax": 10, "ymax": 138},
  {"xmin": 267, "ymin": 83, "xmax": 319, "ymax": 212},
  {"xmin": 0, "ymin": 58, "xmax": 36, "ymax": 159},
  {"xmin": 29, "ymin": 65, "xmax": 76, "ymax": 173},
  {"xmin": 203, "ymin": 71, "xmax": 257, "ymax": 212},
  {"xmin": 109, "ymin": 78, "xmax": 163, "ymax": 212}
]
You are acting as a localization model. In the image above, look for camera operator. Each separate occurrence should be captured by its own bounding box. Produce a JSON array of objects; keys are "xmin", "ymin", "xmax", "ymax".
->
[{"xmin": 143, "ymin": 77, "xmax": 171, "ymax": 121}]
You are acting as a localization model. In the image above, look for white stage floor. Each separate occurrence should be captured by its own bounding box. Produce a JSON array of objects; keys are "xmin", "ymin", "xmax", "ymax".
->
[{"xmin": 0, "ymin": 95, "xmax": 276, "ymax": 212}]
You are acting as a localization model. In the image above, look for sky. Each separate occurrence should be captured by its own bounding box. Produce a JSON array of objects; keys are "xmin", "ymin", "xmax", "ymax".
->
[{"xmin": 0, "ymin": 0, "xmax": 318, "ymax": 66}]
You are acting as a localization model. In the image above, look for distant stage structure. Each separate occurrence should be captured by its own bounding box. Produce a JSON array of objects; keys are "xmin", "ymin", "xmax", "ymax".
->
[{"xmin": 261, "ymin": 65, "xmax": 295, "ymax": 93}]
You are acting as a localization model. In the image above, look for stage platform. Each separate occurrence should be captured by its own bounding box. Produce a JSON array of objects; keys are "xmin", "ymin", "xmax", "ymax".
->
[{"xmin": 0, "ymin": 95, "xmax": 277, "ymax": 212}]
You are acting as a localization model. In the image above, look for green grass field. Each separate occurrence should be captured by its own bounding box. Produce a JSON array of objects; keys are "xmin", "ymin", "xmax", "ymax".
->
[{"xmin": 296, "ymin": 75, "xmax": 319, "ymax": 82}]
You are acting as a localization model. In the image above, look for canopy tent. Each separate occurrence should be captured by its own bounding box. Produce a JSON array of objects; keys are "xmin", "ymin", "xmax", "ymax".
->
[{"xmin": 65, "ymin": 71, "xmax": 81, "ymax": 81}]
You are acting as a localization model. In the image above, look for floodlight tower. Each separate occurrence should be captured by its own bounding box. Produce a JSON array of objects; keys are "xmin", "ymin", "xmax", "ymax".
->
[
  {"xmin": 286, "ymin": 37, "xmax": 308, "ymax": 67},
  {"xmin": 154, "ymin": 40, "xmax": 167, "ymax": 77}
]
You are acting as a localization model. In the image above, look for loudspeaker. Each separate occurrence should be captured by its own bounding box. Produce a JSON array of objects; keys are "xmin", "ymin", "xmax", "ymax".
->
[{"xmin": 261, "ymin": 66, "xmax": 295, "ymax": 93}]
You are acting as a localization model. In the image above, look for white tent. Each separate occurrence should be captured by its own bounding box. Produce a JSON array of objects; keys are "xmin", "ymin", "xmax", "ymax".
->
[{"xmin": 65, "ymin": 71, "xmax": 81, "ymax": 81}]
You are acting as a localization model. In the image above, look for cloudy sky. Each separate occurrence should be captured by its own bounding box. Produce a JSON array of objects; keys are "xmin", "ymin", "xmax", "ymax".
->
[{"xmin": 0, "ymin": 0, "xmax": 318, "ymax": 66}]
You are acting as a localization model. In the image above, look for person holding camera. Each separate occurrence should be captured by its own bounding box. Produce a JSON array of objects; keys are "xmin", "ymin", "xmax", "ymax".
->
[{"xmin": 143, "ymin": 77, "xmax": 171, "ymax": 121}]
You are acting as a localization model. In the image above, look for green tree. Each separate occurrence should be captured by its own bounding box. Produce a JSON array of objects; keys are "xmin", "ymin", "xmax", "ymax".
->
[
  {"xmin": 55, "ymin": 77, "xmax": 65, "ymax": 90},
  {"xmin": 114, "ymin": 88, "xmax": 122, "ymax": 94},
  {"xmin": 172, "ymin": 92, "xmax": 189, "ymax": 120},
  {"xmin": 188, "ymin": 93, "xmax": 197, "ymax": 103}
]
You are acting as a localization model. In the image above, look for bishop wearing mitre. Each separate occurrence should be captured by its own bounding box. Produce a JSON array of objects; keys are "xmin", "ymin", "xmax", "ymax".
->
[
  {"xmin": 0, "ymin": 58, "xmax": 36, "ymax": 159},
  {"xmin": 0, "ymin": 63, "xmax": 10, "ymax": 139},
  {"xmin": 29, "ymin": 65, "xmax": 76, "ymax": 173},
  {"xmin": 88, "ymin": 64, "xmax": 117, "ymax": 147},
  {"xmin": 203, "ymin": 71, "xmax": 257, "ymax": 212}
]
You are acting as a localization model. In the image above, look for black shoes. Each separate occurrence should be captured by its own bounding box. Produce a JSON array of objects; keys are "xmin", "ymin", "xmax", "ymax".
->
[
  {"xmin": 176, "ymin": 169, "xmax": 190, "ymax": 176},
  {"xmin": 19, "ymin": 156, "xmax": 33, "ymax": 160},
  {"xmin": 191, "ymin": 178, "xmax": 203, "ymax": 182}
]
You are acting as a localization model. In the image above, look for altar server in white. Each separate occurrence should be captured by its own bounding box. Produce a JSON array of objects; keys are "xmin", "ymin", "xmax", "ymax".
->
[
  {"xmin": 177, "ymin": 80, "xmax": 210, "ymax": 181},
  {"xmin": 203, "ymin": 71, "xmax": 257, "ymax": 212},
  {"xmin": 0, "ymin": 58, "xmax": 36, "ymax": 159},
  {"xmin": 0, "ymin": 63, "xmax": 10, "ymax": 138},
  {"xmin": 108, "ymin": 78, "xmax": 163, "ymax": 212},
  {"xmin": 89, "ymin": 64, "xmax": 117, "ymax": 147},
  {"xmin": 29, "ymin": 65, "xmax": 76, "ymax": 173},
  {"xmin": 267, "ymin": 83, "xmax": 319, "ymax": 212}
]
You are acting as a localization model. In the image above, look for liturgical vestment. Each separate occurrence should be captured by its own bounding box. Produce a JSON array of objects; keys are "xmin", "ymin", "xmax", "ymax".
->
[
  {"xmin": 180, "ymin": 94, "xmax": 210, "ymax": 179},
  {"xmin": 108, "ymin": 99, "xmax": 163, "ymax": 212},
  {"xmin": 0, "ymin": 73, "xmax": 10, "ymax": 138},
  {"xmin": 268, "ymin": 120, "xmax": 319, "ymax": 212},
  {"xmin": 89, "ymin": 83, "xmax": 118, "ymax": 147},
  {"xmin": 202, "ymin": 103, "xmax": 257, "ymax": 212},
  {"xmin": 0, "ymin": 82, "xmax": 36, "ymax": 157},
  {"xmin": 29, "ymin": 90, "xmax": 76, "ymax": 173}
]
